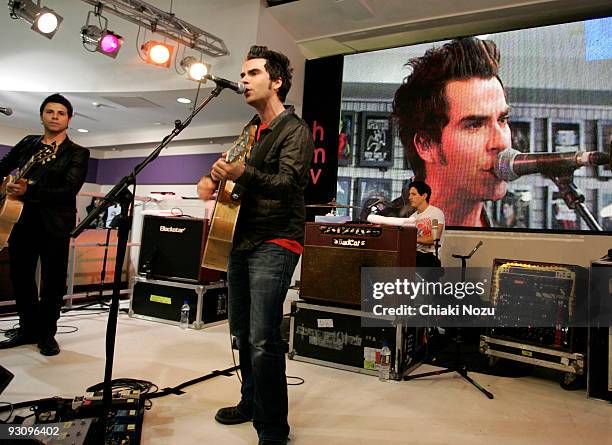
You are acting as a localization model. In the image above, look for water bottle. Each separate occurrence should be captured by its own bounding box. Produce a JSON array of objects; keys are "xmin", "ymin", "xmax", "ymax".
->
[
  {"xmin": 179, "ymin": 300, "xmax": 190, "ymax": 330},
  {"xmin": 378, "ymin": 341, "xmax": 391, "ymax": 382}
]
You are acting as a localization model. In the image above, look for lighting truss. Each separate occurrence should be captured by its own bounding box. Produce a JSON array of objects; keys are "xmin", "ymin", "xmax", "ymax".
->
[{"xmin": 79, "ymin": 0, "xmax": 229, "ymax": 57}]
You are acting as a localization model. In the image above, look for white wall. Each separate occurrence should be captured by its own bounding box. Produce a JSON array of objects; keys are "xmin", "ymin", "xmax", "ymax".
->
[{"xmin": 441, "ymin": 230, "xmax": 611, "ymax": 269}]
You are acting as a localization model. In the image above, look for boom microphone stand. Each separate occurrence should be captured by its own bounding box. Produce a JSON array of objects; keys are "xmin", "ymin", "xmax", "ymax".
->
[
  {"xmin": 404, "ymin": 241, "xmax": 494, "ymax": 399},
  {"xmin": 71, "ymin": 85, "xmax": 225, "ymax": 422},
  {"xmin": 550, "ymin": 174, "xmax": 602, "ymax": 231}
]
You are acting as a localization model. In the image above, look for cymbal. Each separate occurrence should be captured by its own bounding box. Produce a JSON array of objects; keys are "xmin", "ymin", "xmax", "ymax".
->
[{"xmin": 306, "ymin": 201, "xmax": 359, "ymax": 209}]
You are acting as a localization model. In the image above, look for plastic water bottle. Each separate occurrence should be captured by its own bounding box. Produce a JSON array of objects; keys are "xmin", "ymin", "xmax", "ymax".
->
[
  {"xmin": 179, "ymin": 300, "xmax": 190, "ymax": 329},
  {"xmin": 379, "ymin": 341, "xmax": 391, "ymax": 382}
]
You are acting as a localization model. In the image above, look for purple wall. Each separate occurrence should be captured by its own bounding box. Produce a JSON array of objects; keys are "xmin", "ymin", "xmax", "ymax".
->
[
  {"xmin": 1, "ymin": 142, "xmax": 220, "ymax": 185},
  {"xmin": 96, "ymin": 153, "xmax": 219, "ymax": 185}
]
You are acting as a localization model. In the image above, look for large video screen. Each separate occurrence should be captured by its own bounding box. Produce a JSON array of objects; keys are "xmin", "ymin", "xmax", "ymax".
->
[{"xmin": 338, "ymin": 17, "xmax": 611, "ymax": 232}]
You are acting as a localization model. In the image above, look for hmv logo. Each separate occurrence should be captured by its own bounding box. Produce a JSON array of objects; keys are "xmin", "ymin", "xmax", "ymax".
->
[{"xmin": 159, "ymin": 225, "xmax": 186, "ymax": 233}]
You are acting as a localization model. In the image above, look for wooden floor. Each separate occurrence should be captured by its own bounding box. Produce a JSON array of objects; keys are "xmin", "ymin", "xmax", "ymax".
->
[{"xmin": 1, "ymin": 301, "xmax": 611, "ymax": 445}]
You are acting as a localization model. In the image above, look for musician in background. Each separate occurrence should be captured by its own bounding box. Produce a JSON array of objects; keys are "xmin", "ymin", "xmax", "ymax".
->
[
  {"xmin": 392, "ymin": 37, "xmax": 511, "ymax": 227},
  {"xmin": 0, "ymin": 94, "xmax": 89, "ymax": 356},
  {"xmin": 201, "ymin": 46, "xmax": 313, "ymax": 445},
  {"xmin": 196, "ymin": 174, "xmax": 216, "ymax": 219},
  {"xmin": 408, "ymin": 181, "xmax": 445, "ymax": 267}
]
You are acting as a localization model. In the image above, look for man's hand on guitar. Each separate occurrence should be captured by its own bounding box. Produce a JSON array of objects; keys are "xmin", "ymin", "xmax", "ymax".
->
[
  {"xmin": 197, "ymin": 175, "xmax": 218, "ymax": 201},
  {"xmin": 6, "ymin": 178, "xmax": 27, "ymax": 197},
  {"xmin": 211, "ymin": 156, "xmax": 245, "ymax": 182}
]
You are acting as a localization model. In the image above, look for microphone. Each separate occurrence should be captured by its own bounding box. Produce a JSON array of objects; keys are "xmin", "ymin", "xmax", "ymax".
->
[
  {"xmin": 431, "ymin": 219, "xmax": 439, "ymax": 241},
  {"xmin": 0, "ymin": 107, "xmax": 13, "ymax": 116},
  {"xmin": 205, "ymin": 74, "xmax": 246, "ymax": 94},
  {"xmin": 494, "ymin": 147, "xmax": 611, "ymax": 181}
]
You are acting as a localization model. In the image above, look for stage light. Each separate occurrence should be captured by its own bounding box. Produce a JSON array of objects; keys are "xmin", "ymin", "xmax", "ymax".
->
[
  {"xmin": 8, "ymin": 0, "xmax": 63, "ymax": 39},
  {"xmin": 180, "ymin": 56, "xmax": 211, "ymax": 81},
  {"xmin": 81, "ymin": 24, "xmax": 123, "ymax": 58},
  {"xmin": 141, "ymin": 41, "xmax": 174, "ymax": 68}
]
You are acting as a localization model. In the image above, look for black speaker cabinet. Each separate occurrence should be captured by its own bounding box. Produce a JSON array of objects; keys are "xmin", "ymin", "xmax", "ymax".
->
[
  {"xmin": 300, "ymin": 222, "xmax": 416, "ymax": 307},
  {"xmin": 588, "ymin": 259, "xmax": 612, "ymax": 401},
  {"xmin": 138, "ymin": 215, "xmax": 221, "ymax": 283}
]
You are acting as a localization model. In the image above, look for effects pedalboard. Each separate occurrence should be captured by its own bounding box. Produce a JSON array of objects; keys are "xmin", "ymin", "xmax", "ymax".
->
[{"xmin": 3, "ymin": 389, "xmax": 145, "ymax": 445}]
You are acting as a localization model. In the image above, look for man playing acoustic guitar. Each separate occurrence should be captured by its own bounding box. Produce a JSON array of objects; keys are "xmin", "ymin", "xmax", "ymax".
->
[
  {"xmin": 0, "ymin": 94, "xmax": 89, "ymax": 356},
  {"xmin": 201, "ymin": 46, "xmax": 314, "ymax": 445}
]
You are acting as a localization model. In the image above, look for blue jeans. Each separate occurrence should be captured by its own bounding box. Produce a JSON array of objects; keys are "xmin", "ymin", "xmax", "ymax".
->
[{"xmin": 228, "ymin": 243, "xmax": 299, "ymax": 442}]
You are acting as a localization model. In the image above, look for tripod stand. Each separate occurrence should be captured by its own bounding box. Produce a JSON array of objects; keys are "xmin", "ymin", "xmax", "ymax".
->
[{"xmin": 404, "ymin": 240, "xmax": 494, "ymax": 399}]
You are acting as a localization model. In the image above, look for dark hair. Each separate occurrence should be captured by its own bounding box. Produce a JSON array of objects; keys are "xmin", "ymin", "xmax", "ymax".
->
[
  {"xmin": 40, "ymin": 93, "xmax": 73, "ymax": 118},
  {"xmin": 246, "ymin": 45, "xmax": 293, "ymax": 102},
  {"xmin": 408, "ymin": 180, "xmax": 432, "ymax": 203},
  {"xmin": 392, "ymin": 37, "xmax": 502, "ymax": 180}
]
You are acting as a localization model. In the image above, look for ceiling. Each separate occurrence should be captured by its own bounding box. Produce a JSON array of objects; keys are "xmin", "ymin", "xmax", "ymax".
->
[{"xmin": 0, "ymin": 0, "xmax": 610, "ymax": 150}]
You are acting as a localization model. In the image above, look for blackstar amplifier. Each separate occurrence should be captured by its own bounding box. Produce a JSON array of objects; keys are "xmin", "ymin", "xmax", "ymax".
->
[
  {"xmin": 138, "ymin": 215, "xmax": 222, "ymax": 283},
  {"xmin": 300, "ymin": 222, "xmax": 416, "ymax": 307}
]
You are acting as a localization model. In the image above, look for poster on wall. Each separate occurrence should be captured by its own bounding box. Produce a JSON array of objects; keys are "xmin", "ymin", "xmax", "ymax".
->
[
  {"xmin": 510, "ymin": 119, "xmax": 534, "ymax": 153},
  {"xmin": 549, "ymin": 190, "xmax": 579, "ymax": 230},
  {"xmin": 492, "ymin": 187, "xmax": 532, "ymax": 229},
  {"xmin": 338, "ymin": 111, "xmax": 356, "ymax": 166},
  {"xmin": 549, "ymin": 120, "xmax": 587, "ymax": 177},
  {"xmin": 597, "ymin": 120, "xmax": 612, "ymax": 178},
  {"xmin": 336, "ymin": 177, "xmax": 352, "ymax": 216},
  {"xmin": 354, "ymin": 178, "xmax": 393, "ymax": 217},
  {"xmin": 359, "ymin": 112, "xmax": 394, "ymax": 168},
  {"xmin": 598, "ymin": 189, "xmax": 612, "ymax": 231}
]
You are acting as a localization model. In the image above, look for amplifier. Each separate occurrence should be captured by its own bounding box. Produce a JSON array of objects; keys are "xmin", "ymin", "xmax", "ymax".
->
[
  {"xmin": 138, "ymin": 215, "xmax": 221, "ymax": 283},
  {"xmin": 300, "ymin": 222, "xmax": 416, "ymax": 307}
]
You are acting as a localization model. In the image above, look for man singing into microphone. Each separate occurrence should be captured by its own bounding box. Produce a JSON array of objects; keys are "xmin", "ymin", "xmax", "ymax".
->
[
  {"xmin": 199, "ymin": 46, "xmax": 314, "ymax": 445},
  {"xmin": 392, "ymin": 37, "xmax": 511, "ymax": 227}
]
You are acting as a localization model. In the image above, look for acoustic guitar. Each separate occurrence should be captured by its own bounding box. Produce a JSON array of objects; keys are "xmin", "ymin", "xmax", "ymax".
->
[
  {"xmin": 0, "ymin": 145, "xmax": 56, "ymax": 250},
  {"xmin": 202, "ymin": 124, "xmax": 256, "ymax": 271}
]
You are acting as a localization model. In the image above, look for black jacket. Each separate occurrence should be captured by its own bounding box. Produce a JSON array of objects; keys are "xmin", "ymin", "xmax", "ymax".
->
[
  {"xmin": 0, "ymin": 135, "xmax": 90, "ymax": 237},
  {"xmin": 233, "ymin": 106, "xmax": 314, "ymax": 251}
]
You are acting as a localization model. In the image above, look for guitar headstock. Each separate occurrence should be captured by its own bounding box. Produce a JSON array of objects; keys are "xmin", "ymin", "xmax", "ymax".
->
[
  {"xmin": 33, "ymin": 145, "xmax": 57, "ymax": 165},
  {"xmin": 226, "ymin": 124, "xmax": 257, "ymax": 163}
]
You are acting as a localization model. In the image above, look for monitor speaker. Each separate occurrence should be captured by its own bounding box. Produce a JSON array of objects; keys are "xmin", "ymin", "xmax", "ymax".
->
[{"xmin": 138, "ymin": 215, "xmax": 221, "ymax": 283}]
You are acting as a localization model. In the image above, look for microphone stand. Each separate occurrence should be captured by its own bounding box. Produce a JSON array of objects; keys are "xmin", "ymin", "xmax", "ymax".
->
[
  {"xmin": 70, "ymin": 85, "xmax": 225, "ymax": 426},
  {"xmin": 549, "ymin": 174, "xmax": 602, "ymax": 231},
  {"xmin": 404, "ymin": 241, "xmax": 494, "ymax": 399}
]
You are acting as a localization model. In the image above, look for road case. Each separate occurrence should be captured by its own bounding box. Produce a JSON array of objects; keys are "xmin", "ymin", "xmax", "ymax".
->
[
  {"xmin": 289, "ymin": 301, "xmax": 424, "ymax": 380},
  {"xmin": 129, "ymin": 277, "xmax": 227, "ymax": 329}
]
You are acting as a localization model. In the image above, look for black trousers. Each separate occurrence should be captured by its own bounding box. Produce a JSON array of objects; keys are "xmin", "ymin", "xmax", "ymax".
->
[
  {"xmin": 416, "ymin": 251, "xmax": 441, "ymax": 268},
  {"xmin": 8, "ymin": 213, "xmax": 70, "ymax": 340}
]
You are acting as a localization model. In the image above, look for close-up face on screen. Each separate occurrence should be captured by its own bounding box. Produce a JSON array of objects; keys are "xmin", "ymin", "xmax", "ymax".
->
[{"xmin": 338, "ymin": 17, "xmax": 611, "ymax": 232}]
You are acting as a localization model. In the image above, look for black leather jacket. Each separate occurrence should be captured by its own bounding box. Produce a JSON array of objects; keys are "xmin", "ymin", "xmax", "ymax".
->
[
  {"xmin": 0, "ymin": 135, "xmax": 90, "ymax": 237},
  {"xmin": 233, "ymin": 106, "xmax": 314, "ymax": 252}
]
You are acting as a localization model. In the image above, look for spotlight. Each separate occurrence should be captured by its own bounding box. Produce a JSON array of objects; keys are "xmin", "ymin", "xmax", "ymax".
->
[
  {"xmin": 81, "ymin": 25, "xmax": 123, "ymax": 58},
  {"xmin": 80, "ymin": 10, "xmax": 122, "ymax": 58},
  {"xmin": 8, "ymin": 0, "xmax": 62, "ymax": 39},
  {"xmin": 180, "ymin": 56, "xmax": 211, "ymax": 81},
  {"xmin": 141, "ymin": 41, "xmax": 174, "ymax": 68}
]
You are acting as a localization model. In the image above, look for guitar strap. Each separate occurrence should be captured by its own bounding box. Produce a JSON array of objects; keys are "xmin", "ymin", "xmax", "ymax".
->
[{"xmin": 231, "ymin": 112, "xmax": 297, "ymax": 200}]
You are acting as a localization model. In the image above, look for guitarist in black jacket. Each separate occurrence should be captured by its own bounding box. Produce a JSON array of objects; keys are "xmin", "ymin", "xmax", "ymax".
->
[
  {"xmin": 0, "ymin": 94, "xmax": 89, "ymax": 356},
  {"xmin": 204, "ymin": 46, "xmax": 314, "ymax": 445}
]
